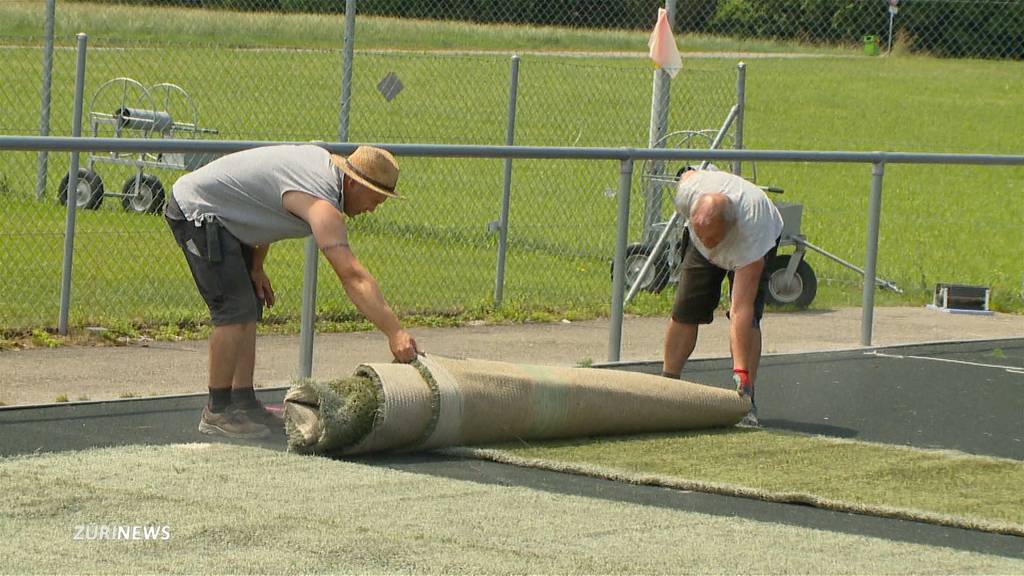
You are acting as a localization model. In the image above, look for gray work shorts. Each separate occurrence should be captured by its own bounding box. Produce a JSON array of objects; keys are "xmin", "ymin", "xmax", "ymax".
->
[
  {"xmin": 671, "ymin": 229, "xmax": 778, "ymax": 329},
  {"xmin": 165, "ymin": 214, "xmax": 262, "ymax": 326}
]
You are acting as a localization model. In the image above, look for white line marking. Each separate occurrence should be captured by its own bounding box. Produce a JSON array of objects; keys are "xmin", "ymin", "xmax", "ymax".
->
[
  {"xmin": 866, "ymin": 351, "xmax": 1023, "ymax": 373},
  {"xmin": 866, "ymin": 351, "xmax": 904, "ymax": 359}
]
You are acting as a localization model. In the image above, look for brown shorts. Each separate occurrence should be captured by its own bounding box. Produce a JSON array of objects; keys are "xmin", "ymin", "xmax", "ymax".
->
[
  {"xmin": 671, "ymin": 230, "xmax": 778, "ymax": 328},
  {"xmin": 166, "ymin": 214, "xmax": 262, "ymax": 326}
]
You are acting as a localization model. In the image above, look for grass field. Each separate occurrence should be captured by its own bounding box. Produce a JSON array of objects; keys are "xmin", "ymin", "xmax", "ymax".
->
[{"xmin": 1, "ymin": 2, "xmax": 1022, "ymax": 335}]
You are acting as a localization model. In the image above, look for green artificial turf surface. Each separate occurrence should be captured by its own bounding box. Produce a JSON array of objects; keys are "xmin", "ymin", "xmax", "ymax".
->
[
  {"xmin": 477, "ymin": 428, "xmax": 1024, "ymax": 534},
  {"xmin": 3, "ymin": 443, "xmax": 1022, "ymax": 573}
]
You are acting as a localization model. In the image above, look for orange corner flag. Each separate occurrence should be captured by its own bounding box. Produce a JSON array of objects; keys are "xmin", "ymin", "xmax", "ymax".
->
[{"xmin": 648, "ymin": 8, "xmax": 682, "ymax": 78}]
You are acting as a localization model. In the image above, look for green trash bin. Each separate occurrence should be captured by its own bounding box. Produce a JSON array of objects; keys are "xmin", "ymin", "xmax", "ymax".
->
[{"xmin": 863, "ymin": 35, "xmax": 880, "ymax": 56}]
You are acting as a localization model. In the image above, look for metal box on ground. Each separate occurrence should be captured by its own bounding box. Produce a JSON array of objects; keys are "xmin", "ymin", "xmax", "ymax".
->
[{"xmin": 928, "ymin": 283, "xmax": 992, "ymax": 314}]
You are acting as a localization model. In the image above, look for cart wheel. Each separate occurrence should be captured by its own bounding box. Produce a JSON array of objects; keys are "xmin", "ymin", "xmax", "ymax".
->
[
  {"xmin": 612, "ymin": 244, "xmax": 670, "ymax": 294},
  {"xmin": 58, "ymin": 170, "xmax": 104, "ymax": 210},
  {"xmin": 765, "ymin": 254, "xmax": 817, "ymax": 308},
  {"xmin": 121, "ymin": 175, "xmax": 165, "ymax": 214}
]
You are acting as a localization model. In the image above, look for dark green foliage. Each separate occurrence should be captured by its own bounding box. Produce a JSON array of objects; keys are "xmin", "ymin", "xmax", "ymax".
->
[
  {"xmin": 65, "ymin": 0, "xmax": 1024, "ymax": 59},
  {"xmin": 65, "ymin": 0, "xmax": 340, "ymax": 12},
  {"xmin": 709, "ymin": 0, "xmax": 1024, "ymax": 59},
  {"xmin": 342, "ymin": 0, "xmax": 665, "ymax": 29},
  {"xmin": 899, "ymin": 0, "xmax": 1024, "ymax": 59}
]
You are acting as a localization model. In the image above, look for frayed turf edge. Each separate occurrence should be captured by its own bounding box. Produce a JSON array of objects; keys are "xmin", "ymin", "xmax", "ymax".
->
[
  {"xmin": 444, "ymin": 446, "xmax": 1024, "ymax": 538},
  {"xmin": 285, "ymin": 376, "xmax": 381, "ymax": 454}
]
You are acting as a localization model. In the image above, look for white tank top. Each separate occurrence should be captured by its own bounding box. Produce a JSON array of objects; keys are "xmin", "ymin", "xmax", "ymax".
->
[{"xmin": 674, "ymin": 170, "xmax": 784, "ymax": 270}]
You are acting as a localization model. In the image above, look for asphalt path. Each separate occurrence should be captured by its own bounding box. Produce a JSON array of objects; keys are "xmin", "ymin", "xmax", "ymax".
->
[{"xmin": 611, "ymin": 338, "xmax": 1024, "ymax": 459}]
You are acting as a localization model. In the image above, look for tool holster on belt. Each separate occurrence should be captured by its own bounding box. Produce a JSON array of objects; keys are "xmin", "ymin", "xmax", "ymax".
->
[
  {"xmin": 679, "ymin": 225, "xmax": 691, "ymax": 259},
  {"xmin": 204, "ymin": 216, "xmax": 222, "ymax": 263}
]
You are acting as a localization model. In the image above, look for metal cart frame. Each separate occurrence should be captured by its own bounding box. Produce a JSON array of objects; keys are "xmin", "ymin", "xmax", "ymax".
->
[
  {"xmin": 623, "ymin": 122, "xmax": 900, "ymax": 308},
  {"xmin": 58, "ymin": 77, "xmax": 218, "ymax": 213}
]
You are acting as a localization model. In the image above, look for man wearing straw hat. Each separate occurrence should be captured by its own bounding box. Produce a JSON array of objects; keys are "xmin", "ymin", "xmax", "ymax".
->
[
  {"xmin": 662, "ymin": 166, "xmax": 783, "ymax": 427},
  {"xmin": 165, "ymin": 144, "xmax": 419, "ymax": 439}
]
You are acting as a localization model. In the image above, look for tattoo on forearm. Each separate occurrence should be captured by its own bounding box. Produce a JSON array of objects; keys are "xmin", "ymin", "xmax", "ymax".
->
[{"xmin": 318, "ymin": 240, "xmax": 349, "ymax": 252}]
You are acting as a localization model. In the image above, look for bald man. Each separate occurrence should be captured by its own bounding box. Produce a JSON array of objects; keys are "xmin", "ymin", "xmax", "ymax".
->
[{"xmin": 663, "ymin": 167, "xmax": 784, "ymax": 426}]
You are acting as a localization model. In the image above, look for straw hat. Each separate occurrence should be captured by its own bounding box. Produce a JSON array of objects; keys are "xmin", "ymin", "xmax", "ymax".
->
[{"xmin": 330, "ymin": 146, "xmax": 401, "ymax": 199}]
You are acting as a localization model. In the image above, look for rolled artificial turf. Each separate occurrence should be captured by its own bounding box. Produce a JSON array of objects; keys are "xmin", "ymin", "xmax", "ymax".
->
[
  {"xmin": 283, "ymin": 355, "xmax": 748, "ymax": 456},
  {"xmin": 280, "ymin": 359, "xmax": 1023, "ymax": 537}
]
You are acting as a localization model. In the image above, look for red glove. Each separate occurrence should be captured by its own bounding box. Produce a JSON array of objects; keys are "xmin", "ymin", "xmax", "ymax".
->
[{"xmin": 733, "ymin": 368, "xmax": 752, "ymax": 397}]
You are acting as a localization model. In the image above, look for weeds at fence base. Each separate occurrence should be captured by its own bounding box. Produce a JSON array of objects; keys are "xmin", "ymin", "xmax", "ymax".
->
[
  {"xmin": 0, "ymin": 301, "xmax": 614, "ymax": 350},
  {"xmin": 31, "ymin": 329, "xmax": 63, "ymax": 349}
]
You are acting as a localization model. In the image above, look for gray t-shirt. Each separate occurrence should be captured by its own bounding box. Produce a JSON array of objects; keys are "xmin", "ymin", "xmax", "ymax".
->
[
  {"xmin": 674, "ymin": 170, "xmax": 784, "ymax": 270},
  {"xmin": 168, "ymin": 144, "xmax": 344, "ymax": 246}
]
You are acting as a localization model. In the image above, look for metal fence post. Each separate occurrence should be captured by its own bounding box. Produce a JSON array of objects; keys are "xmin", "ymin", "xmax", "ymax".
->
[
  {"xmin": 643, "ymin": 70, "xmax": 669, "ymax": 241},
  {"xmin": 58, "ymin": 33, "xmax": 87, "ymax": 336},
  {"xmin": 299, "ymin": 0, "xmax": 357, "ymax": 379},
  {"xmin": 298, "ymin": 244, "xmax": 319, "ymax": 379},
  {"xmin": 732, "ymin": 62, "xmax": 746, "ymax": 176},
  {"xmin": 338, "ymin": 0, "xmax": 356, "ymax": 141},
  {"xmin": 609, "ymin": 156, "xmax": 634, "ymax": 362},
  {"xmin": 861, "ymin": 159, "xmax": 886, "ymax": 346},
  {"xmin": 35, "ymin": 0, "xmax": 57, "ymax": 200},
  {"xmin": 641, "ymin": 0, "xmax": 677, "ymax": 243},
  {"xmin": 494, "ymin": 54, "xmax": 520, "ymax": 307},
  {"xmin": 887, "ymin": 1, "xmax": 897, "ymax": 55}
]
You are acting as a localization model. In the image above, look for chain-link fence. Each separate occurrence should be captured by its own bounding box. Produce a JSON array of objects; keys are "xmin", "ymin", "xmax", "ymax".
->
[
  {"xmin": 0, "ymin": 0, "xmax": 741, "ymax": 333},
  {"xmin": 2, "ymin": 0, "xmax": 1023, "ymax": 341}
]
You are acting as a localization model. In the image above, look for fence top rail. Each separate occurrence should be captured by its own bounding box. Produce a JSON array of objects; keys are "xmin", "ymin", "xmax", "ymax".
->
[{"xmin": 4, "ymin": 136, "xmax": 1024, "ymax": 167}]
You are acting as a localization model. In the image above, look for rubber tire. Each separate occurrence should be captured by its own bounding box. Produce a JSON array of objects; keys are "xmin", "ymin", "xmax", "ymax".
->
[
  {"xmin": 57, "ymin": 170, "xmax": 104, "ymax": 210},
  {"xmin": 611, "ymin": 243, "xmax": 670, "ymax": 294},
  {"xmin": 765, "ymin": 254, "xmax": 817, "ymax": 308},
  {"xmin": 121, "ymin": 174, "xmax": 166, "ymax": 214}
]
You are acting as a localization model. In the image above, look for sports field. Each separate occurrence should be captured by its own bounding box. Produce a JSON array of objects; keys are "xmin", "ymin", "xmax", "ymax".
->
[
  {"xmin": 2, "ymin": 5, "xmax": 1021, "ymax": 573},
  {"xmin": 1, "ymin": 2, "xmax": 1021, "ymax": 336},
  {"xmin": 2, "ymin": 340, "xmax": 1023, "ymax": 572},
  {"xmin": 3, "ymin": 442, "xmax": 1021, "ymax": 574}
]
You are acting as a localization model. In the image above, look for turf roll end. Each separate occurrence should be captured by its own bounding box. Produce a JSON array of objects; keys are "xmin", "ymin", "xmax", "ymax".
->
[{"xmin": 284, "ymin": 376, "xmax": 381, "ymax": 454}]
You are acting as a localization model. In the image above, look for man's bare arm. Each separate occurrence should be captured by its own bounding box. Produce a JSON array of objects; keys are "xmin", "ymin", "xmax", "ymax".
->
[
  {"xmin": 251, "ymin": 244, "xmax": 270, "ymax": 271},
  {"xmin": 282, "ymin": 191, "xmax": 417, "ymax": 361},
  {"xmin": 249, "ymin": 244, "xmax": 275, "ymax": 307},
  {"xmin": 729, "ymin": 258, "xmax": 764, "ymax": 375}
]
